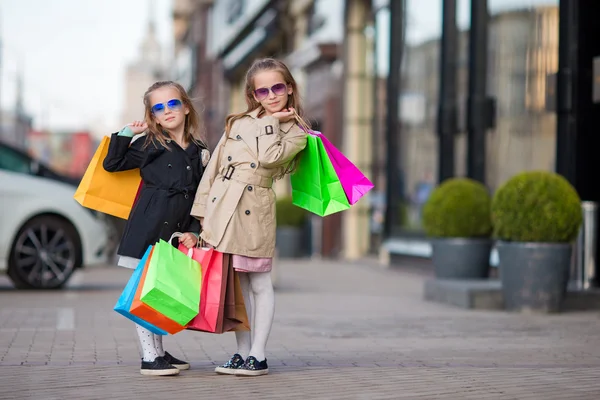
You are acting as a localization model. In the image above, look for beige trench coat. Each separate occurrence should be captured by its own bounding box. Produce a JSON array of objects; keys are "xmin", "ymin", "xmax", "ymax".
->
[{"xmin": 190, "ymin": 108, "xmax": 307, "ymax": 258}]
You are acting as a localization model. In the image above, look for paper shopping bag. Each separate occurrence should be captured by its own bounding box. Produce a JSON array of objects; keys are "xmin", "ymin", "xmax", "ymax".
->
[
  {"xmin": 74, "ymin": 136, "xmax": 142, "ymax": 219},
  {"xmin": 311, "ymin": 131, "xmax": 374, "ymax": 205},
  {"xmin": 290, "ymin": 134, "xmax": 351, "ymax": 216},
  {"xmin": 130, "ymin": 247, "xmax": 186, "ymax": 335},
  {"xmin": 183, "ymin": 246, "xmax": 226, "ymax": 333},
  {"xmin": 113, "ymin": 246, "xmax": 167, "ymax": 335},
  {"xmin": 221, "ymin": 264, "xmax": 251, "ymax": 333},
  {"xmin": 140, "ymin": 239, "xmax": 202, "ymax": 326}
]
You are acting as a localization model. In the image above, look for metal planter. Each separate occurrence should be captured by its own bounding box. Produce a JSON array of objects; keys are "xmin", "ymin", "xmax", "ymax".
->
[
  {"xmin": 431, "ymin": 238, "xmax": 492, "ymax": 279},
  {"xmin": 497, "ymin": 241, "xmax": 572, "ymax": 313}
]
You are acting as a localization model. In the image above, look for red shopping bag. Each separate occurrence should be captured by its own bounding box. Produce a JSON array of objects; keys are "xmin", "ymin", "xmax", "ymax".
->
[
  {"xmin": 181, "ymin": 245, "xmax": 224, "ymax": 332},
  {"xmin": 181, "ymin": 245, "xmax": 249, "ymax": 333}
]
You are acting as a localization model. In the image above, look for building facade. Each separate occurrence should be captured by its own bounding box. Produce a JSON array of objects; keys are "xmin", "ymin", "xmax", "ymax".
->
[{"xmin": 172, "ymin": 0, "xmax": 364, "ymax": 258}]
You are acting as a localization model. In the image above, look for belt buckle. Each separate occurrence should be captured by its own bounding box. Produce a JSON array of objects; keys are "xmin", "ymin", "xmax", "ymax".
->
[{"xmin": 223, "ymin": 165, "xmax": 235, "ymax": 181}]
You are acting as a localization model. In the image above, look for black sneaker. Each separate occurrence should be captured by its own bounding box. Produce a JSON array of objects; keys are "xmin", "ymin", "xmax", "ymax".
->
[
  {"xmin": 214, "ymin": 353, "xmax": 245, "ymax": 375},
  {"xmin": 140, "ymin": 356, "xmax": 180, "ymax": 376},
  {"xmin": 234, "ymin": 356, "xmax": 269, "ymax": 376},
  {"xmin": 163, "ymin": 351, "xmax": 190, "ymax": 370}
]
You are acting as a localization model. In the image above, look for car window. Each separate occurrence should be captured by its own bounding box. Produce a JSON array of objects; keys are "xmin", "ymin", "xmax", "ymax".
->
[{"xmin": 0, "ymin": 146, "xmax": 32, "ymax": 174}]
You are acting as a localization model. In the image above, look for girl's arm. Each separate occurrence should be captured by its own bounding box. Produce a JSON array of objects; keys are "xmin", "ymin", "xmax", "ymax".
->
[
  {"xmin": 191, "ymin": 132, "xmax": 226, "ymax": 219},
  {"xmin": 255, "ymin": 117, "xmax": 307, "ymax": 168},
  {"xmin": 103, "ymin": 127, "xmax": 146, "ymax": 172}
]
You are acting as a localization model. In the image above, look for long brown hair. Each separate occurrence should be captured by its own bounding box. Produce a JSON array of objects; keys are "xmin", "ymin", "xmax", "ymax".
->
[
  {"xmin": 224, "ymin": 58, "xmax": 310, "ymax": 175},
  {"xmin": 142, "ymin": 81, "xmax": 207, "ymax": 149}
]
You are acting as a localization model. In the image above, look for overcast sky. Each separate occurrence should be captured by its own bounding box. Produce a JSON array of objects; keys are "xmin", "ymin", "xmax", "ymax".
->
[
  {"xmin": 0, "ymin": 0, "xmax": 173, "ymax": 133},
  {"xmin": 0, "ymin": 0, "xmax": 557, "ymax": 133}
]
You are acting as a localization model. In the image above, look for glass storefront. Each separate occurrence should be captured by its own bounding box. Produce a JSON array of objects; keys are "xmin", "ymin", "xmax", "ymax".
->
[
  {"xmin": 486, "ymin": 1, "xmax": 559, "ymax": 190},
  {"xmin": 377, "ymin": 0, "xmax": 560, "ymax": 236}
]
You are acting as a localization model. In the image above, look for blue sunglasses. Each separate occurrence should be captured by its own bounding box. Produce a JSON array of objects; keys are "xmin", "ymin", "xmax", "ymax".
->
[{"xmin": 151, "ymin": 99, "xmax": 183, "ymax": 114}]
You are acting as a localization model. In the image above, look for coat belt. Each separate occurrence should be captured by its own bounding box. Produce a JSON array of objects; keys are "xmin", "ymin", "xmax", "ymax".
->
[
  {"xmin": 145, "ymin": 184, "xmax": 196, "ymax": 199},
  {"xmin": 219, "ymin": 166, "xmax": 273, "ymax": 188}
]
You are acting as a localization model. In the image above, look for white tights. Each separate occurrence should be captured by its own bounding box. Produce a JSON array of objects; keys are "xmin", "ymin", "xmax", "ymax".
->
[
  {"xmin": 136, "ymin": 324, "xmax": 166, "ymax": 362},
  {"xmin": 235, "ymin": 271, "xmax": 275, "ymax": 362}
]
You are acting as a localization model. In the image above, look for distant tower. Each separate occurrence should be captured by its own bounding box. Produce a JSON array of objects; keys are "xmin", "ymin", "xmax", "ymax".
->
[
  {"xmin": 140, "ymin": 0, "xmax": 162, "ymax": 76},
  {"xmin": 120, "ymin": 0, "xmax": 165, "ymax": 126},
  {"xmin": 15, "ymin": 68, "xmax": 23, "ymax": 118}
]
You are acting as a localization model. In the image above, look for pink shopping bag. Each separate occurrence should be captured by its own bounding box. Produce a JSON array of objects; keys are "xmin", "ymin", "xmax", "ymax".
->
[{"xmin": 308, "ymin": 131, "xmax": 374, "ymax": 205}]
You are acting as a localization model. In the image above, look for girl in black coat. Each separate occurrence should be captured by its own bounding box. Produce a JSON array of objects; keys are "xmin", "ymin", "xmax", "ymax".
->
[{"xmin": 103, "ymin": 81, "xmax": 209, "ymax": 376}]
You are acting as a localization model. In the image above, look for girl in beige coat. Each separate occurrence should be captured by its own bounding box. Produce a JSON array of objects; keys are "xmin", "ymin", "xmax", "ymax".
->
[{"xmin": 191, "ymin": 58, "xmax": 308, "ymax": 376}]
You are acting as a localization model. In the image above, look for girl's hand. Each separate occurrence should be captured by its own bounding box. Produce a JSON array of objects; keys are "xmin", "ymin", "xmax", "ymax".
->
[
  {"xmin": 127, "ymin": 120, "xmax": 148, "ymax": 135},
  {"xmin": 180, "ymin": 232, "xmax": 198, "ymax": 249},
  {"xmin": 272, "ymin": 107, "xmax": 295, "ymax": 123}
]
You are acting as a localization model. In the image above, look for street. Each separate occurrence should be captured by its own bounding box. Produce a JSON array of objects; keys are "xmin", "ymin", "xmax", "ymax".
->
[{"xmin": 1, "ymin": 259, "xmax": 600, "ymax": 399}]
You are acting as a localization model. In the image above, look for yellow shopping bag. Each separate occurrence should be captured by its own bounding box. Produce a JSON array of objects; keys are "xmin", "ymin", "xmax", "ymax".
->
[{"xmin": 74, "ymin": 136, "xmax": 142, "ymax": 219}]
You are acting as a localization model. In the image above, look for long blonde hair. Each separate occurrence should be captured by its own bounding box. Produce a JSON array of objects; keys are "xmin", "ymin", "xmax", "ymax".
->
[
  {"xmin": 224, "ymin": 58, "xmax": 310, "ymax": 174},
  {"xmin": 142, "ymin": 81, "xmax": 207, "ymax": 149}
]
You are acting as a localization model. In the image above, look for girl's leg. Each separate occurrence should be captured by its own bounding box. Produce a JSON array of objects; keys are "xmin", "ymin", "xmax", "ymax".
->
[
  {"xmin": 136, "ymin": 324, "xmax": 179, "ymax": 376},
  {"xmin": 247, "ymin": 271, "xmax": 275, "ymax": 362},
  {"xmin": 215, "ymin": 271, "xmax": 253, "ymax": 375},
  {"xmin": 136, "ymin": 324, "xmax": 159, "ymax": 361},
  {"xmin": 235, "ymin": 272, "xmax": 253, "ymax": 359},
  {"xmin": 153, "ymin": 334, "xmax": 165, "ymax": 357}
]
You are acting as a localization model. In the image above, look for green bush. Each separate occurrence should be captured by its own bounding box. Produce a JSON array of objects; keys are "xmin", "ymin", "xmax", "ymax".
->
[
  {"xmin": 491, "ymin": 171, "xmax": 582, "ymax": 243},
  {"xmin": 422, "ymin": 178, "xmax": 492, "ymax": 238},
  {"xmin": 276, "ymin": 196, "xmax": 307, "ymax": 228}
]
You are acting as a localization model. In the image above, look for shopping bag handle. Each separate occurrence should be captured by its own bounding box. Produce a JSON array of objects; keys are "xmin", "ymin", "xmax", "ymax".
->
[
  {"xmin": 169, "ymin": 231, "xmax": 212, "ymax": 255},
  {"xmin": 168, "ymin": 232, "xmax": 194, "ymax": 258}
]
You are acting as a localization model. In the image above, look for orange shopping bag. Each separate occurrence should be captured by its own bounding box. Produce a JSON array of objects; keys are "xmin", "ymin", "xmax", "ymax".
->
[
  {"xmin": 129, "ymin": 247, "xmax": 186, "ymax": 335},
  {"xmin": 74, "ymin": 136, "xmax": 142, "ymax": 219}
]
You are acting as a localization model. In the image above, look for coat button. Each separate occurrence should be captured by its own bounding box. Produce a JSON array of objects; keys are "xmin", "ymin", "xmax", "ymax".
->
[
  {"xmin": 168, "ymin": 164, "xmax": 172, "ymax": 168},
  {"xmin": 186, "ymin": 165, "xmax": 191, "ymax": 170},
  {"xmin": 164, "ymin": 221, "xmax": 169, "ymax": 226},
  {"xmin": 248, "ymin": 186, "xmax": 253, "ymax": 191},
  {"xmin": 245, "ymin": 210, "xmax": 250, "ymax": 215},
  {"xmin": 228, "ymin": 156, "xmax": 232, "ymax": 161},
  {"xmin": 236, "ymin": 135, "xmax": 241, "ymax": 140},
  {"xmin": 250, "ymin": 163, "xmax": 256, "ymax": 168},
  {"xmin": 177, "ymin": 223, "xmax": 181, "ymax": 228},
  {"xmin": 212, "ymin": 197, "xmax": 216, "ymax": 202}
]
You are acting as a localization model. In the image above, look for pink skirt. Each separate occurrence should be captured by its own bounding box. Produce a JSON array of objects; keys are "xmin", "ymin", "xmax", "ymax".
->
[{"xmin": 232, "ymin": 255, "xmax": 273, "ymax": 273}]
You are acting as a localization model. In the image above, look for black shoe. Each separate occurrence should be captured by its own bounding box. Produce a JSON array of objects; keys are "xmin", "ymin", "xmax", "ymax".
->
[
  {"xmin": 214, "ymin": 353, "xmax": 245, "ymax": 375},
  {"xmin": 234, "ymin": 356, "xmax": 269, "ymax": 376},
  {"xmin": 140, "ymin": 356, "xmax": 180, "ymax": 376},
  {"xmin": 163, "ymin": 351, "xmax": 190, "ymax": 370}
]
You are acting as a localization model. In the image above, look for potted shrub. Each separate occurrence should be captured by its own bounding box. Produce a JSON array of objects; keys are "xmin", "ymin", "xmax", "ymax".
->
[
  {"xmin": 276, "ymin": 196, "xmax": 308, "ymax": 258},
  {"xmin": 422, "ymin": 178, "xmax": 493, "ymax": 279},
  {"xmin": 492, "ymin": 171, "xmax": 582, "ymax": 313}
]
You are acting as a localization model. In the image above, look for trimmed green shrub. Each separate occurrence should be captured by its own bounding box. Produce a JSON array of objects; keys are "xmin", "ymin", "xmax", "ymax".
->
[
  {"xmin": 491, "ymin": 171, "xmax": 582, "ymax": 243},
  {"xmin": 422, "ymin": 178, "xmax": 492, "ymax": 238},
  {"xmin": 276, "ymin": 196, "xmax": 307, "ymax": 228}
]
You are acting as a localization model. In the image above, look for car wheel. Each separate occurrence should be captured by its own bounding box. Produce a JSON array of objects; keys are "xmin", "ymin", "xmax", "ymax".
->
[{"xmin": 8, "ymin": 215, "xmax": 82, "ymax": 289}]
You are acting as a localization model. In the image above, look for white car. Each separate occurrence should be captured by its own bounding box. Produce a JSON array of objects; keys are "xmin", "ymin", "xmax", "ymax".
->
[{"xmin": 0, "ymin": 143, "xmax": 111, "ymax": 289}]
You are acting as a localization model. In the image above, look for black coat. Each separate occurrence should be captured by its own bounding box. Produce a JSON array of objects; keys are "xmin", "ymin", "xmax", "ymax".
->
[{"xmin": 103, "ymin": 133, "xmax": 205, "ymax": 259}]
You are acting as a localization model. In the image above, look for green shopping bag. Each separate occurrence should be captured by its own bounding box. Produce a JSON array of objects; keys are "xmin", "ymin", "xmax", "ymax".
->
[
  {"xmin": 140, "ymin": 238, "xmax": 202, "ymax": 326},
  {"xmin": 291, "ymin": 133, "xmax": 351, "ymax": 216}
]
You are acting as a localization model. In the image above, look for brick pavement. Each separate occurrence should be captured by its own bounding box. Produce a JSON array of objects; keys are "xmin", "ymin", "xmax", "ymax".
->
[{"xmin": 1, "ymin": 259, "xmax": 600, "ymax": 399}]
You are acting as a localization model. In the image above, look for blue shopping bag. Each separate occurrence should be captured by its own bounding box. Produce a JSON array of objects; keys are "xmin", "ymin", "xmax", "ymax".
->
[{"xmin": 114, "ymin": 246, "xmax": 168, "ymax": 335}]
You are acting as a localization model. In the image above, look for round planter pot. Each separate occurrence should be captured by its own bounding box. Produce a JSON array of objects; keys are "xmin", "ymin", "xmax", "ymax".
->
[
  {"xmin": 497, "ymin": 241, "xmax": 572, "ymax": 313},
  {"xmin": 276, "ymin": 227, "xmax": 303, "ymax": 258},
  {"xmin": 431, "ymin": 238, "xmax": 492, "ymax": 279}
]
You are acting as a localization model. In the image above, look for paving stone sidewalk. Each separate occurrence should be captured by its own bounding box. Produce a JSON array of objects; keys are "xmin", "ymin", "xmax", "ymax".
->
[{"xmin": 1, "ymin": 258, "xmax": 599, "ymax": 399}]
